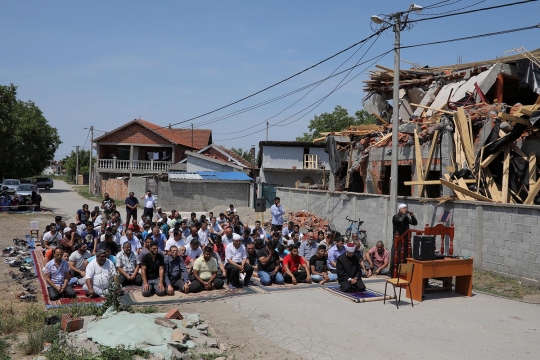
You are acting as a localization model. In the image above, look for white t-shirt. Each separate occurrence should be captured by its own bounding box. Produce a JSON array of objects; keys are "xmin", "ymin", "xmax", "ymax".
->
[
  {"xmin": 198, "ymin": 229, "xmax": 210, "ymax": 246},
  {"xmin": 144, "ymin": 195, "xmax": 156, "ymax": 209},
  {"xmin": 186, "ymin": 246, "xmax": 202, "ymax": 259},
  {"xmin": 43, "ymin": 231, "xmax": 62, "ymax": 247},
  {"xmin": 68, "ymin": 250, "xmax": 91, "ymax": 270},
  {"xmin": 120, "ymin": 236, "xmax": 141, "ymax": 252},
  {"xmin": 85, "ymin": 258, "xmax": 117, "ymax": 289},
  {"xmin": 165, "ymin": 238, "xmax": 186, "ymax": 251}
]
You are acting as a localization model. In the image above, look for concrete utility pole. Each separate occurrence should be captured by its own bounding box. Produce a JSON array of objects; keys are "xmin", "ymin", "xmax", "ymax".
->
[
  {"xmin": 266, "ymin": 122, "xmax": 269, "ymax": 141},
  {"xmin": 75, "ymin": 145, "xmax": 79, "ymax": 184},
  {"xmin": 89, "ymin": 126, "xmax": 93, "ymax": 194}
]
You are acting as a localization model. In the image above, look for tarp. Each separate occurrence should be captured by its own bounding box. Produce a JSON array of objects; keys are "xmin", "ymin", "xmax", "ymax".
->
[{"xmin": 517, "ymin": 59, "xmax": 540, "ymax": 95}]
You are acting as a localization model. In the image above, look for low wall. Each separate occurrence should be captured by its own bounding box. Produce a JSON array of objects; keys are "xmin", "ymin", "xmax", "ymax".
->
[
  {"xmin": 128, "ymin": 177, "xmax": 147, "ymax": 197},
  {"xmin": 276, "ymin": 187, "xmax": 540, "ymax": 287},
  {"xmin": 158, "ymin": 181, "xmax": 250, "ymax": 212}
]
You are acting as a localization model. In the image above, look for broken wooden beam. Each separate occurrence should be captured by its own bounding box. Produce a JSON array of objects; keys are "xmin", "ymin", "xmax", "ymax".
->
[
  {"xmin": 498, "ymin": 112, "xmax": 531, "ymax": 126},
  {"xmin": 410, "ymin": 103, "xmax": 454, "ymax": 115},
  {"xmin": 404, "ymin": 179, "xmax": 476, "ymax": 186},
  {"xmin": 440, "ymin": 179, "xmax": 493, "ymax": 202},
  {"xmin": 524, "ymin": 178, "xmax": 540, "ymax": 205},
  {"xmin": 529, "ymin": 151, "xmax": 537, "ymax": 192}
]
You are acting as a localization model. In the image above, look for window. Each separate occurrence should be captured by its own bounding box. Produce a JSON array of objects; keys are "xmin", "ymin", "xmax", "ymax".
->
[{"xmin": 304, "ymin": 154, "xmax": 318, "ymax": 169}]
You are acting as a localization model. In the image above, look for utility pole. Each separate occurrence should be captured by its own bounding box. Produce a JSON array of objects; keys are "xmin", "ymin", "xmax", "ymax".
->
[
  {"xmin": 191, "ymin": 123, "xmax": 194, "ymax": 150},
  {"xmin": 75, "ymin": 145, "xmax": 79, "ymax": 184},
  {"xmin": 89, "ymin": 126, "xmax": 93, "ymax": 194},
  {"xmin": 266, "ymin": 122, "xmax": 269, "ymax": 141}
]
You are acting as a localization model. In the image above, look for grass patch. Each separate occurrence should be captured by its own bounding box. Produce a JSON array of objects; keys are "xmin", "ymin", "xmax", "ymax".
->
[
  {"xmin": 48, "ymin": 175, "xmax": 76, "ymax": 185},
  {"xmin": 0, "ymin": 338, "xmax": 11, "ymax": 360},
  {"xmin": 192, "ymin": 353, "xmax": 226, "ymax": 360},
  {"xmin": 138, "ymin": 305, "xmax": 158, "ymax": 314},
  {"xmin": 473, "ymin": 268, "xmax": 540, "ymax": 299},
  {"xmin": 74, "ymin": 185, "xmax": 104, "ymax": 203},
  {"xmin": 21, "ymin": 324, "xmax": 61, "ymax": 355}
]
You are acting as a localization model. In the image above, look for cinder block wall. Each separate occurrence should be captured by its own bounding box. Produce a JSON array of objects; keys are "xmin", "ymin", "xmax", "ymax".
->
[
  {"xmin": 157, "ymin": 181, "xmax": 250, "ymax": 212},
  {"xmin": 277, "ymin": 187, "xmax": 540, "ymax": 287},
  {"xmin": 128, "ymin": 177, "xmax": 147, "ymax": 197}
]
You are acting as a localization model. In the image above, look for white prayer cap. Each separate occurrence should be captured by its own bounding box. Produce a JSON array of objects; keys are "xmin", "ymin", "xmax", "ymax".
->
[
  {"xmin": 398, "ymin": 204, "xmax": 408, "ymax": 210},
  {"xmin": 345, "ymin": 242, "xmax": 356, "ymax": 253},
  {"xmin": 232, "ymin": 233, "xmax": 242, "ymax": 241}
]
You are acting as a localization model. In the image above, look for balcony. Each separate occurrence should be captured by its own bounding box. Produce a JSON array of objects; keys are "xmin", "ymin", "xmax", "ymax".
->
[{"xmin": 97, "ymin": 159, "xmax": 172, "ymax": 173}]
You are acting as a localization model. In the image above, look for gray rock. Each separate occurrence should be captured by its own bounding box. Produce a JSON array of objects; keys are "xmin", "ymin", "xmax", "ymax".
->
[
  {"xmin": 196, "ymin": 324, "xmax": 209, "ymax": 331},
  {"xmin": 154, "ymin": 317, "xmax": 177, "ymax": 329}
]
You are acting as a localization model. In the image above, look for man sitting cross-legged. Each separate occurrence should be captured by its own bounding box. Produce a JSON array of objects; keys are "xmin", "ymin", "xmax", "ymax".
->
[
  {"xmin": 364, "ymin": 241, "xmax": 390, "ymax": 277},
  {"xmin": 190, "ymin": 246, "xmax": 225, "ymax": 293},
  {"xmin": 116, "ymin": 242, "xmax": 142, "ymax": 286},
  {"xmin": 310, "ymin": 245, "xmax": 337, "ymax": 284},
  {"xmin": 43, "ymin": 247, "xmax": 77, "ymax": 301},
  {"xmin": 140, "ymin": 241, "xmax": 166, "ymax": 297},
  {"xmin": 257, "ymin": 240, "xmax": 284, "ymax": 286},
  {"xmin": 164, "ymin": 245, "xmax": 190, "ymax": 295},
  {"xmin": 336, "ymin": 242, "xmax": 366, "ymax": 292},
  {"xmin": 68, "ymin": 242, "xmax": 91, "ymax": 285},
  {"xmin": 84, "ymin": 249, "xmax": 118, "ymax": 297},
  {"xmin": 225, "ymin": 234, "xmax": 254, "ymax": 288},
  {"xmin": 282, "ymin": 244, "xmax": 312, "ymax": 285}
]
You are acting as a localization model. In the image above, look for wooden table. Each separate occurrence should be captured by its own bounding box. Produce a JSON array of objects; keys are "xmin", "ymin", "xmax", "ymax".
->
[{"xmin": 405, "ymin": 258, "xmax": 473, "ymax": 302}]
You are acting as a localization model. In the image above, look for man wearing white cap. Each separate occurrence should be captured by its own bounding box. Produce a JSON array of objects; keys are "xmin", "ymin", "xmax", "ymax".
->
[
  {"xmin": 336, "ymin": 242, "xmax": 366, "ymax": 292},
  {"xmin": 225, "ymin": 233, "xmax": 254, "ymax": 288},
  {"xmin": 393, "ymin": 204, "xmax": 417, "ymax": 236}
]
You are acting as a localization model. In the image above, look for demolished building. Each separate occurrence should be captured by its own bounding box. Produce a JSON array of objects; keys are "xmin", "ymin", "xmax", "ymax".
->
[{"xmin": 319, "ymin": 48, "xmax": 540, "ymax": 204}]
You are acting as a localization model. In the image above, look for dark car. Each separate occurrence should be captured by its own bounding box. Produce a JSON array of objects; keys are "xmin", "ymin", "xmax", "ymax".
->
[{"xmin": 35, "ymin": 177, "xmax": 54, "ymax": 190}]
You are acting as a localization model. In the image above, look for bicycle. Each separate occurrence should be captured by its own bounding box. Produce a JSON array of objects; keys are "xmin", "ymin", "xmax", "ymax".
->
[{"xmin": 345, "ymin": 216, "xmax": 367, "ymax": 248}]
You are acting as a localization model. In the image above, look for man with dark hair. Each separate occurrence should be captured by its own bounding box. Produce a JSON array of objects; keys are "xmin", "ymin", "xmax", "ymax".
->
[
  {"xmin": 76, "ymin": 204, "xmax": 90, "ymax": 225},
  {"xmin": 98, "ymin": 232, "xmax": 119, "ymax": 256},
  {"xmin": 165, "ymin": 229, "xmax": 185, "ymax": 252},
  {"xmin": 257, "ymin": 240, "xmax": 284, "ymax": 286},
  {"xmin": 190, "ymin": 246, "xmax": 224, "ymax": 293},
  {"xmin": 185, "ymin": 225, "xmax": 199, "ymax": 245},
  {"xmin": 124, "ymin": 192, "xmax": 139, "ymax": 227},
  {"xmin": 246, "ymin": 242, "xmax": 259, "ymax": 277},
  {"xmin": 81, "ymin": 222, "xmax": 99, "ymax": 255},
  {"xmin": 43, "ymin": 247, "xmax": 77, "ymax": 301},
  {"xmin": 101, "ymin": 193, "xmax": 116, "ymax": 219},
  {"xmin": 337, "ymin": 242, "xmax": 366, "ymax": 292},
  {"xmin": 241, "ymin": 229, "xmax": 254, "ymax": 247},
  {"xmin": 68, "ymin": 242, "xmax": 91, "ymax": 285},
  {"xmin": 164, "ymin": 245, "xmax": 190, "ymax": 295},
  {"xmin": 140, "ymin": 190, "xmax": 156, "ymax": 221},
  {"xmin": 84, "ymin": 249, "xmax": 118, "ymax": 297},
  {"xmin": 282, "ymin": 221, "xmax": 295, "ymax": 237},
  {"xmin": 186, "ymin": 238, "xmax": 202, "ymax": 259},
  {"xmin": 282, "ymin": 244, "xmax": 312, "ymax": 285},
  {"xmin": 186, "ymin": 212, "xmax": 199, "ymax": 228},
  {"xmin": 225, "ymin": 234, "xmax": 253, "ymax": 288},
  {"xmin": 150, "ymin": 226, "xmax": 167, "ymax": 252},
  {"xmin": 117, "ymin": 242, "xmax": 142, "ymax": 286},
  {"xmin": 270, "ymin": 197, "xmax": 285, "ymax": 231},
  {"xmin": 141, "ymin": 241, "xmax": 166, "ymax": 297},
  {"xmin": 217, "ymin": 213, "xmax": 227, "ymax": 225},
  {"xmin": 327, "ymin": 237, "xmax": 346, "ymax": 273},
  {"xmin": 365, "ymin": 241, "xmax": 390, "ymax": 277},
  {"xmin": 120, "ymin": 229, "xmax": 142, "ymax": 254},
  {"xmin": 251, "ymin": 220, "xmax": 266, "ymax": 240},
  {"xmin": 310, "ymin": 245, "xmax": 337, "ymax": 284},
  {"xmin": 43, "ymin": 223, "xmax": 62, "ymax": 251}
]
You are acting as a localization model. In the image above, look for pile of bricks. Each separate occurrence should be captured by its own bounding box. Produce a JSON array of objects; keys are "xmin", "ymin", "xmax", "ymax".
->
[{"xmin": 286, "ymin": 211, "xmax": 329, "ymax": 233}]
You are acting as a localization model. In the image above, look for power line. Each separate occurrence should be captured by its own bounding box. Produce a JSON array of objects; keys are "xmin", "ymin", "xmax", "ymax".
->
[
  {"xmin": 155, "ymin": 27, "xmax": 390, "ymax": 130},
  {"xmin": 417, "ymin": 0, "xmax": 485, "ymax": 16},
  {"xmin": 400, "ymin": 24, "xmax": 540, "ymax": 49},
  {"xmin": 82, "ymin": 129, "xmax": 90, "ymax": 150},
  {"xmin": 412, "ymin": 0, "xmax": 537, "ymax": 22}
]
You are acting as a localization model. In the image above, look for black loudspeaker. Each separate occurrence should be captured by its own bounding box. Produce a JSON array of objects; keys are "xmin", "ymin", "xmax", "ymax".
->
[
  {"xmin": 413, "ymin": 235, "xmax": 435, "ymax": 260},
  {"xmin": 255, "ymin": 198, "xmax": 266, "ymax": 213}
]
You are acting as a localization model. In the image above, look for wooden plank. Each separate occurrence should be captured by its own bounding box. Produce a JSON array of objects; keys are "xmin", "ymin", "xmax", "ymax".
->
[
  {"xmin": 524, "ymin": 178, "xmax": 540, "ymax": 204},
  {"xmin": 373, "ymin": 132, "xmax": 392, "ymax": 147},
  {"xmin": 404, "ymin": 179, "xmax": 476, "ymax": 186},
  {"xmin": 498, "ymin": 112, "xmax": 531, "ymax": 126},
  {"xmin": 457, "ymin": 178, "xmax": 475, "ymax": 201},
  {"xmin": 414, "ymin": 129, "xmax": 425, "ymax": 196},
  {"xmin": 480, "ymin": 148, "xmax": 503, "ymax": 168},
  {"xmin": 345, "ymin": 144, "xmax": 353, "ymax": 189},
  {"xmin": 510, "ymin": 143, "xmax": 527, "ymax": 159},
  {"xmin": 521, "ymin": 108, "xmax": 535, "ymax": 116},
  {"xmin": 422, "ymin": 129, "xmax": 439, "ymax": 196},
  {"xmin": 455, "ymin": 107, "xmax": 475, "ymax": 168},
  {"xmin": 502, "ymin": 145, "xmax": 511, "ymax": 203},
  {"xmin": 483, "ymin": 168, "xmax": 502, "ymax": 202},
  {"xmin": 440, "ymin": 179, "xmax": 493, "ymax": 202},
  {"xmin": 442, "ymin": 174, "xmax": 466, "ymax": 200},
  {"xmin": 410, "ymin": 103, "xmax": 454, "ymax": 115},
  {"xmin": 371, "ymin": 112, "xmax": 389, "ymax": 125},
  {"xmin": 347, "ymin": 124, "xmax": 383, "ymax": 131},
  {"xmin": 313, "ymin": 136, "xmax": 327, "ymax": 143},
  {"xmin": 529, "ymin": 151, "xmax": 537, "ymax": 192},
  {"xmin": 476, "ymin": 147, "xmax": 484, "ymax": 194}
]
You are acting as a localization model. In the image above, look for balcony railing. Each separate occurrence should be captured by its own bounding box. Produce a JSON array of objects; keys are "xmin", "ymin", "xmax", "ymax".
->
[{"xmin": 97, "ymin": 159, "xmax": 172, "ymax": 172}]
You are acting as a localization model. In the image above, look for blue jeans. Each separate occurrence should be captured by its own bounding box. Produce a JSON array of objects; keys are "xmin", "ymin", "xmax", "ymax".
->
[
  {"xmin": 258, "ymin": 270, "xmax": 284, "ymax": 286},
  {"xmin": 311, "ymin": 273, "xmax": 338, "ymax": 283}
]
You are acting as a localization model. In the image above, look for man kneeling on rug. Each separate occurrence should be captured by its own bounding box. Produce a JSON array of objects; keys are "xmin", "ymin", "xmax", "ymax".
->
[
  {"xmin": 164, "ymin": 245, "xmax": 190, "ymax": 295},
  {"xmin": 43, "ymin": 247, "xmax": 77, "ymax": 301},
  {"xmin": 141, "ymin": 241, "xmax": 167, "ymax": 297},
  {"xmin": 84, "ymin": 249, "xmax": 118, "ymax": 297},
  {"xmin": 190, "ymin": 246, "xmax": 225, "ymax": 293},
  {"xmin": 336, "ymin": 242, "xmax": 366, "ymax": 292}
]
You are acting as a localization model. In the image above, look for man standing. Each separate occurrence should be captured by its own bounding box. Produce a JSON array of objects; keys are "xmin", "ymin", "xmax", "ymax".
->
[
  {"xmin": 310, "ymin": 245, "xmax": 337, "ymax": 284},
  {"xmin": 141, "ymin": 241, "xmax": 166, "ymax": 297},
  {"xmin": 327, "ymin": 237, "xmax": 346, "ymax": 273},
  {"xmin": 257, "ymin": 241, "xmax": 284, "ymax": 286},
  {"xmin": 190, "ymin": 246, "xmax": 224, "ymax": 292},
  {"xmin": 124, "ymin": 192, "xmax": 139, "ymax": 227},
  {"xmin": 365, "ymin": 241, "xmax": 390, "ymax": 277},
  {"xmin": 116, "ymin": 242, "xmax": 142, "ymax": 286},
  {"xmin": 84, "ymin": 249, "xmax": 118, "ymax": 297},
  {"xmin": 392, "ymin": 204, "xmax": 418, "ymax": 236},
  {"xmin": 282, "ymin": 244, "xmax": 312, "ymax": 285},
  {"xmin": 140, "ymin": 190, "xmax": 156, "ymax": 222},
  {"xmin": 336, "ymin": 242, "xmax": 366, "ymax": 292},
  {"xmin": 101, "ymin": 193, "xmax": 116, "ymax": 219},
  {"xmin": 270, "ymin": 197, "xmax": 285, "ymax": 231},
  {"xmin": 225, "ymin": 234, "xmax": 254, "ymax": 288},
  {"xmin": 299, "ymin": 230, "xmax": 318, "ymax": 262},
  {"xmin": 68, "ymin": 243, "xmax": 91, "ymax": 285},
  {"xmin": 43, "ymin": 247, "xmax": 76, "ymax": 301},
  {"xmin": 164, "ymin": 245, "xmax": 190, "ymax": 295}
]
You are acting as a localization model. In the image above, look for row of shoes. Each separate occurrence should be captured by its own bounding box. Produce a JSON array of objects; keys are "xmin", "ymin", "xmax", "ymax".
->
[
  {"xmin": 16, "ymin": 292, "xmax": 37, "ymax": 302},
  {"xmin": 13, "ymin": 238, "xmax": 28, "ymax": 247}
]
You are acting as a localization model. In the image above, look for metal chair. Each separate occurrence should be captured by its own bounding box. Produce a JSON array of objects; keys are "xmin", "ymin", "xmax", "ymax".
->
[{"xmin": 384, "ymin": 263, "xmax": 414, "ymax": 309}]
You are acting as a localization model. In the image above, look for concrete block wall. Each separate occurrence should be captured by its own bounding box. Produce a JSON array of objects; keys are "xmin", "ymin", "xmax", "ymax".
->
[
  {"xmin": 128, "ymin": 177, "xmax": 148, "ymax": 197},
  {"xmin": 157, "ymin": 181, "xmax": 250, "ymax": 212},
  {"xmin": 277, "ymin": 187, "xmax": 540, "ymax": 287}
]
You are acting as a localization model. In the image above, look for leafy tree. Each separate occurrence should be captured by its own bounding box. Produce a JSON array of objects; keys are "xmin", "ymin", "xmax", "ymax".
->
[
  {"xmin": 62, "ymin": 149, "xmax": 91, "ymax": 177},
  {"xmin": 230, "ymin": 147, "xmax": 253, "ymax": 164},
  {"xmin": 0, "ymin": 84, "xmax": 61, "ymax": 179},
  {"xmin": 296, "ymin": 105, "xmax": 375, "ymax": 142}
]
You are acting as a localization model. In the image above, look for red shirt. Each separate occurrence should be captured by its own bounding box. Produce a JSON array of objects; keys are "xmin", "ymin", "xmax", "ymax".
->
[
  {"xmin": 128, "ymin": 224, "xmax": 141, "ymax": 232},
  {"xmin": 214, "ymin": 243, "xmax": 226, "ymax": 261},
  {"xmin": 282, "ymin": 254, "xmax": 305, "ymax": 273}
]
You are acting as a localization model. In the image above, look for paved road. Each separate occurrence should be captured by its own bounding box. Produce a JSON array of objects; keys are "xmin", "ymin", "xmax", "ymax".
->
[
  {"xmin": 40, "ymin": 180, "xmax": 101, "ymax": 223},
  {"xmin": 43, "ymin": 181, "xmax": 540, "ymax": 359}
]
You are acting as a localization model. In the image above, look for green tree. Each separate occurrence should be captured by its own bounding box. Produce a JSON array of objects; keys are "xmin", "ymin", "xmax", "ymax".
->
[
  {"xmin": 230, "ymin": 147, "xmax": 253, "ymax": 164},
  {"xmin": 296, "ymin": 105, "xmax": 375, "ymax": 142},
  {"xmin": 62, "ymin": 149, "xmax": 91, "ymax": 178},
  {"xmin": 0, "ymin": 84, "xmax": 61, "ymax": 179}
]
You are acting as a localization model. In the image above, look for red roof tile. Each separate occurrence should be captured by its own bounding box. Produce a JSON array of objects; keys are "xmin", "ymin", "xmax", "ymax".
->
[{"xmin": 138, "ymin": 120, "xmax": 212, "ymax": 149}]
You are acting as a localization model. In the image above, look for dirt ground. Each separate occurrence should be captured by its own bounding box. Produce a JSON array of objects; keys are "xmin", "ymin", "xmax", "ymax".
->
[{"xmin": 0, "ymin": 212, "xmax": 301, "ymax": 360}]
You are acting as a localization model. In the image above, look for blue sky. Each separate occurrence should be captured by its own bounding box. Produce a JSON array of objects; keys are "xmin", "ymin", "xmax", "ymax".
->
[{"xmin": 1, "ymin": 0, "xmax": 539, "ymax": 159}]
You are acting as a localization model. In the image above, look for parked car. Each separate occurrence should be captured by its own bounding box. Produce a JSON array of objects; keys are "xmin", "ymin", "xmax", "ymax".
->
[
  {"xmin": 35, "ymin": 177, "xmax": 54, "ymax": 190},
  {"xmin": 16, "ymin": 184, "xmax": 39, "ymax": 198},
  {"xmin": 1, "ymin": 179, "xmax": 20, "ymax": 195}
]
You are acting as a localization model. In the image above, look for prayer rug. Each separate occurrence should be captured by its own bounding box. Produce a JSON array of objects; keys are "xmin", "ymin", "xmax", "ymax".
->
[
  {"xmin": 322, "ymin": 286, "xmax": 395, "ymax": 303},
  {"xmin": 250, "ymin": 279, "xmax": 333, "ymax": 293},
  {"xmin": 122, "ymin": 285, "xmax": 259, "ymax": 305}
]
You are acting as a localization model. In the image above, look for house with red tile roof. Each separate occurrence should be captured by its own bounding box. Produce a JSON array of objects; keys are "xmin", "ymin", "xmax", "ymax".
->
[
  {"xmin": 94, "ymin": 119, "xmax": 212, "ymax": 178},
  {"xmin": 172, "ymin": 144, "xmax": 254, "ymax": 173}
]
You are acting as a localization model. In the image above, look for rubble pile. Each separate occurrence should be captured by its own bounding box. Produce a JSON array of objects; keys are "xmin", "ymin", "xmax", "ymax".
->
[{"xmin": 285, "ymin": 211, "xmax": 329, "ymax": 233}]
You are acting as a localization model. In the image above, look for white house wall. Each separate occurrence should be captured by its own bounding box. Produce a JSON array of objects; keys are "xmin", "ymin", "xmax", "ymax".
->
[
  {"xmin": 262, "ymin": 146, "xmax": 329, "ymax": 169},
  {"xmin": 261, "ymin": 169, "xmax": 324, "ymax": 188},
  {"xmin": 186, "ymin": 155, "xmax": 239, "ymax": 172}
]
